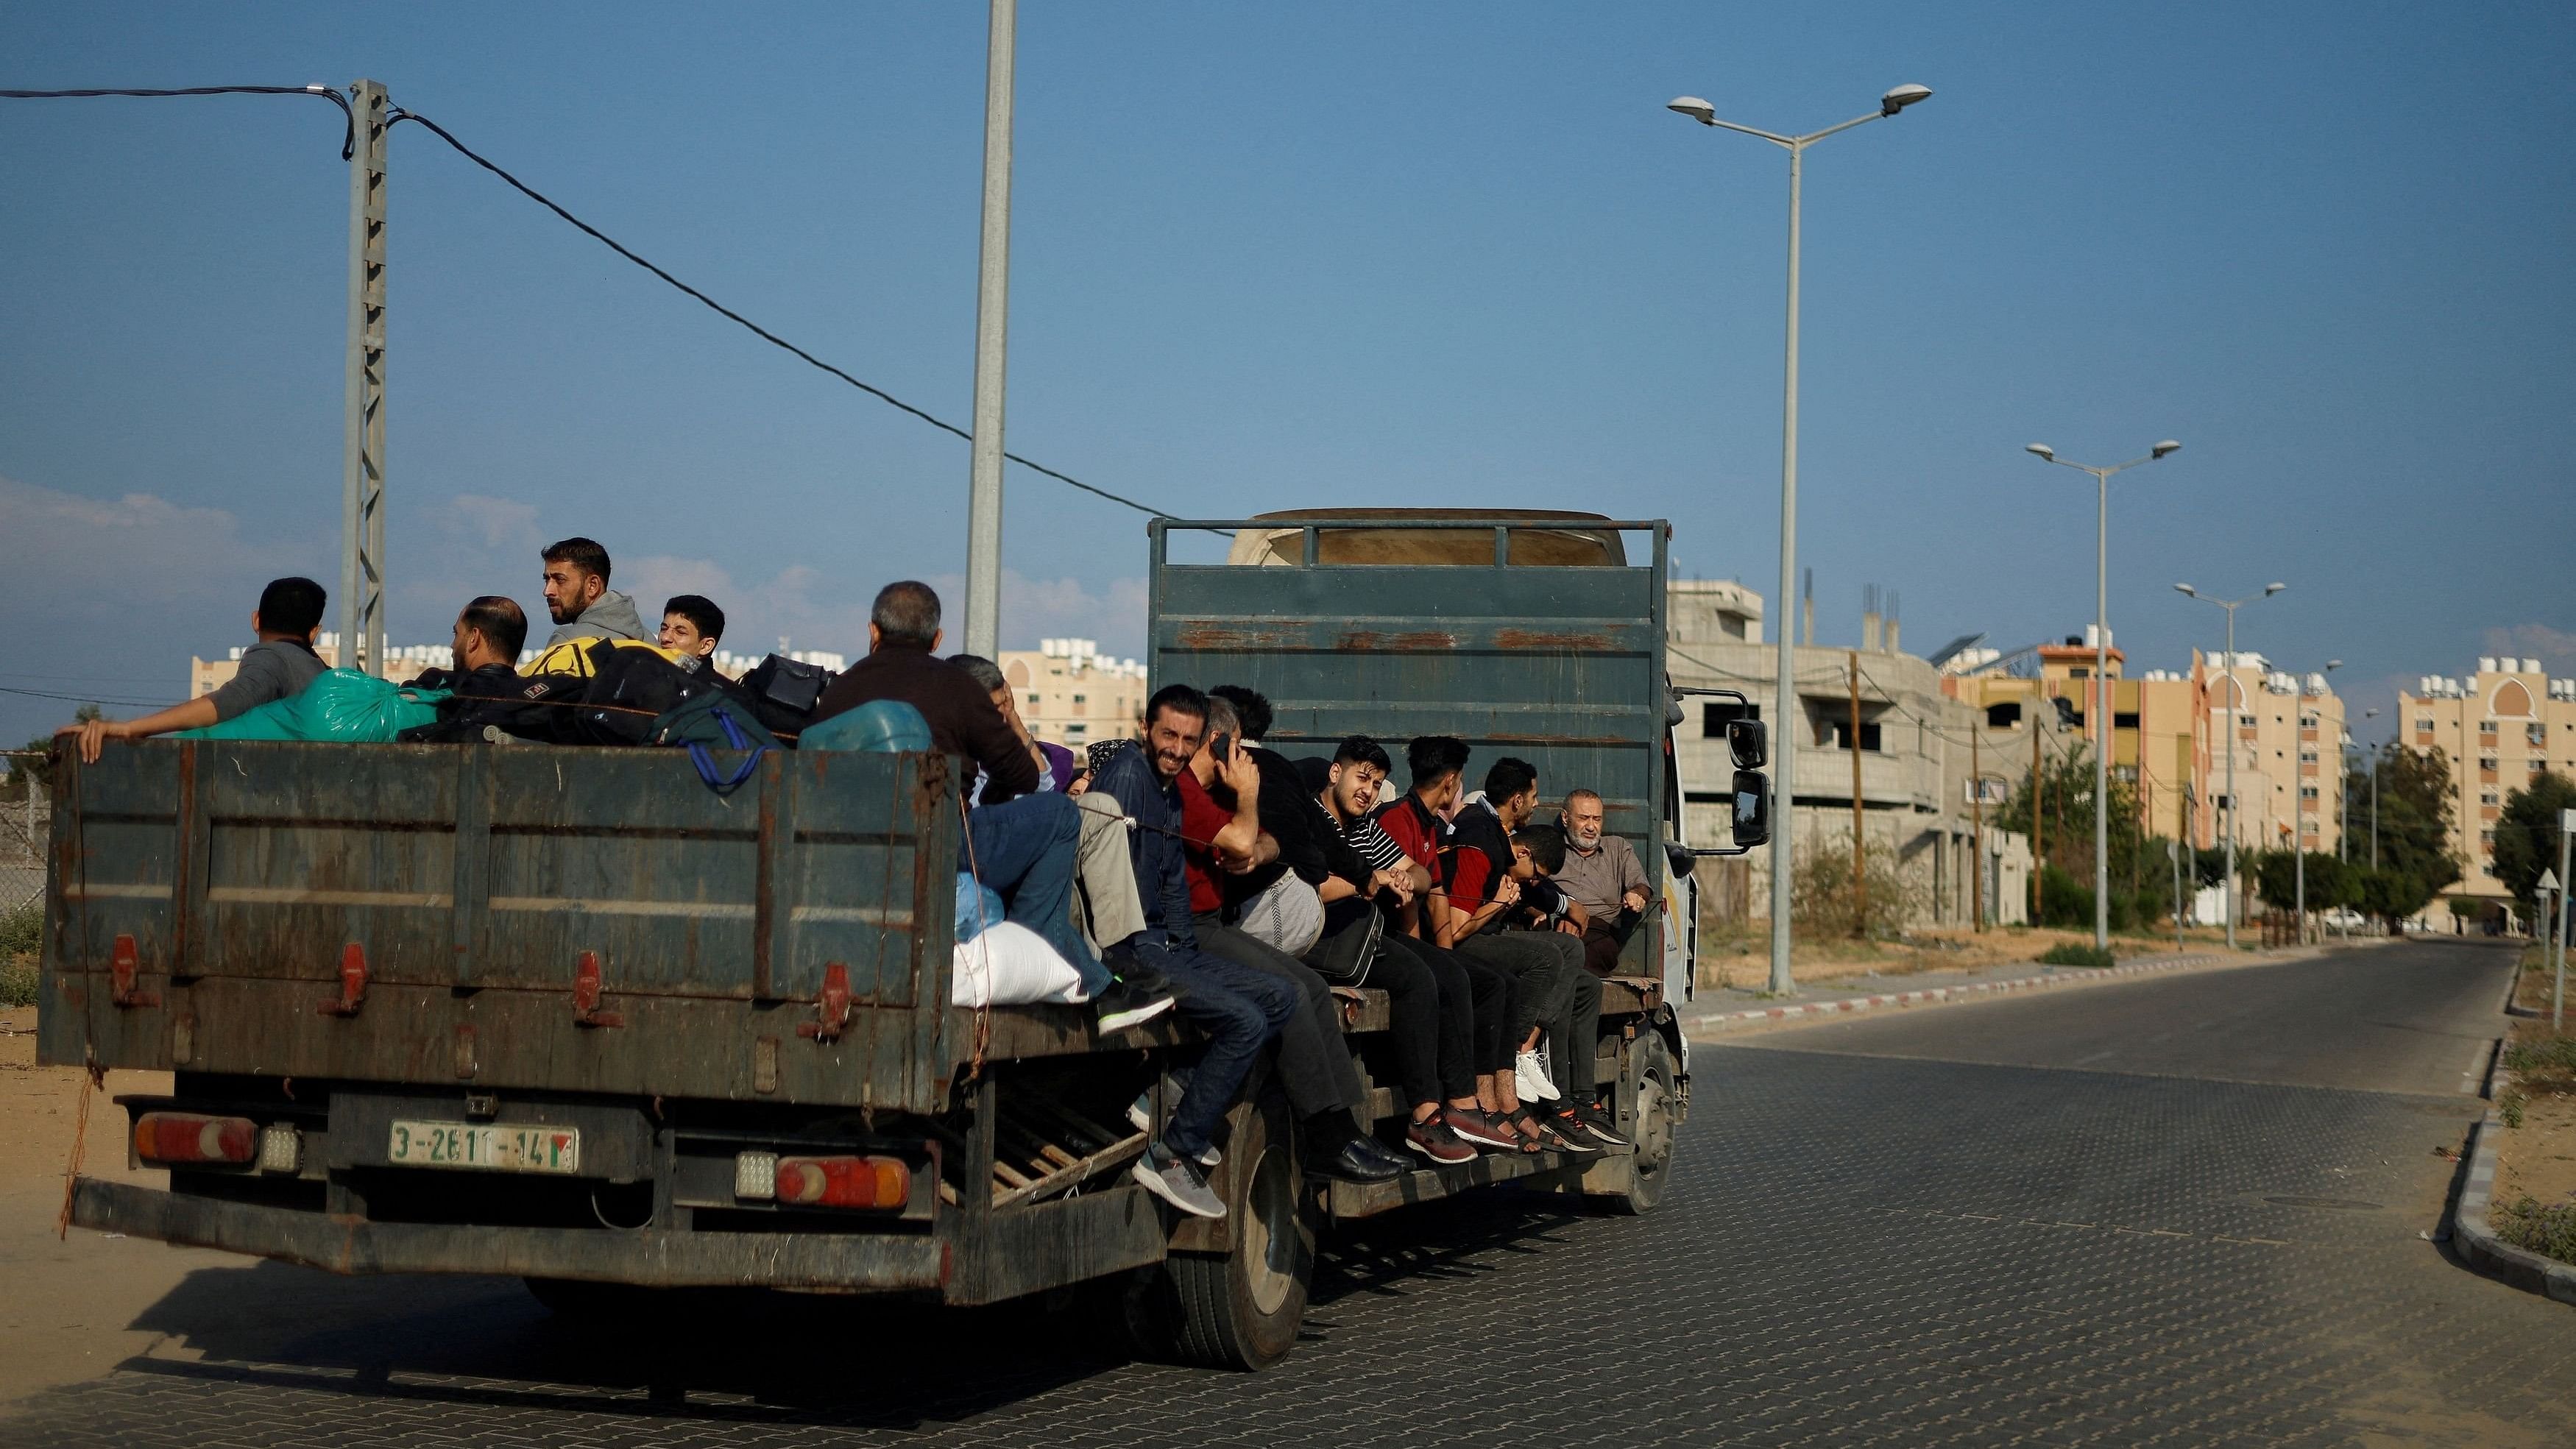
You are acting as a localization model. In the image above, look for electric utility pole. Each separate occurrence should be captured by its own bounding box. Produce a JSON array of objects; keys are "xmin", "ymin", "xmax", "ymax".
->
[
  {"xmin": 339, "ymin": 79, "xmax": 389, "ymax": 676},
  {"xmin": 962, "ymin": 0, "xmax": 1017, "ymax": 658}
]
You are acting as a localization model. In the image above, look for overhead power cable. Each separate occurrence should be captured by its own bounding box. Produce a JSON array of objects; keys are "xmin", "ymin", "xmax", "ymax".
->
[
  {"xmin": 386, "ymin": 107, "xmax": 1175, "ymax": 520},
  {"xmin": 0, "ymin": 85, "xmax": 355, "ymax": 157}
]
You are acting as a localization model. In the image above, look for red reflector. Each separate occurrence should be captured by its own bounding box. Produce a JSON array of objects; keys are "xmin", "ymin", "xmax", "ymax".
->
[
  {"xmin": 133, "ymin": 1113, "xmax": 256, "ymax": 1165},
  {"xmin": 773, "ymin": 1155, "xmax": 910, "ymax": 1209}
]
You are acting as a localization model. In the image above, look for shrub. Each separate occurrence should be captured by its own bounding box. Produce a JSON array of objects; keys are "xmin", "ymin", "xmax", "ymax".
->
[
  {"xmin": 1790, "ymin": 838, "xmax": 1923, "ymax": 940},
  {"xmin": 2038, "ymin": 942, "xmax": 2116, "ymax": 968},
  {"xmin": 0, "ymin": 901, "xmax": 35, "ymax": 1008},
  {"xmin": 2493, "ymin": 1194, "xmax": 2576, "ymax": 1264},
  {"xmin": 2501, "ymin": 1036, "xmax": 2576, "ymax": 1080}
]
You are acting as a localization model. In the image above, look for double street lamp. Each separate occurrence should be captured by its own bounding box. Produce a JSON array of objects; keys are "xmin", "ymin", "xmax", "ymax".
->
[
  {"xmin": 2025, "ymin": 440, "xmax": 2182, "ymax": 951},
  {"xmin": 2176, "ymin": 581, "xmax": 2285, "ymax": 949},
  {"xmin": 1666, "ymin": 81, "xmax": 1933, "ymax": 996}
]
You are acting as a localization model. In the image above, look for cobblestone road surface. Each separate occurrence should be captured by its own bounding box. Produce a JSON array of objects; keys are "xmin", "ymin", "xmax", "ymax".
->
[{"xmin": 6, "ymin": 938, "xmax": 2569, "ymax": 1447}]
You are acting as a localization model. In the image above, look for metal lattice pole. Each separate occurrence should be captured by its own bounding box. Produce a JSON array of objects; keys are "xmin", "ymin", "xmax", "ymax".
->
[{"xmin": 339, "ymin": 79, "xmax": 389, "ymax": 676}]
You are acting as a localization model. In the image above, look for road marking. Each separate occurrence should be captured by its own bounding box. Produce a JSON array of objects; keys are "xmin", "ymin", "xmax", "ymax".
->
[{"xmin": 2073, "ymin": 1049, "xmax": 2117, "ymax": 1066}]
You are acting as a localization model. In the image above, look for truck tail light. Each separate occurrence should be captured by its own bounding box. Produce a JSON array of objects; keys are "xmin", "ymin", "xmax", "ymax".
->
[
  {"xmin": 134, "ymin": 1113, "xmax": 256, "ymax": 1166},
  {"xmin": 774, "ymin": 1155, "xmax": 910, "ymax": 1210},
  {"xmin": 258, "ymin": 1122, "xmax": 302, "ymax": 1174},
  {"xmin": 733, "ymin": 1151, "xmax": 779, "ymax": 1200}
]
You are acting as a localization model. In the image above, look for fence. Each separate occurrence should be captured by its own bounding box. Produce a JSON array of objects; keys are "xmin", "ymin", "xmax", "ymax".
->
[{"xmin": 1, "ymin": 752, "xmax": 48, "ymax": 915}]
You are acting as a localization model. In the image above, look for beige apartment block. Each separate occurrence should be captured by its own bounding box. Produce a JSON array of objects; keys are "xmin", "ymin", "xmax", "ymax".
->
[
  {"xmin": 999, "ymin": 638, "xmax": 1148, "ymax": 751},
  {"xmin": 2197, "ymin": 651, "xmax": 2344, "ymax": 858},
  {"xmin": 2397, "ymin": 657, "xmax": 2576, "ymax": 905}
]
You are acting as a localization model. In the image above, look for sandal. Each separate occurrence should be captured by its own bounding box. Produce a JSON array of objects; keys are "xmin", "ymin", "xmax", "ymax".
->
[{"xmin": 1505, "ymin": 1108, "xmax": 1548, "ymax": 1154}]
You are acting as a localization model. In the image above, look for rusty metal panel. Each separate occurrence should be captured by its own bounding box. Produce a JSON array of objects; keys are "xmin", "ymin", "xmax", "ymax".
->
[
  {"xmin": 41, "ymin": 743, "xmax": 961, "ymax": 1114},
  {"xmin": 1150, "ymin": 516, "xmax": 1671, "ymax": 862}
]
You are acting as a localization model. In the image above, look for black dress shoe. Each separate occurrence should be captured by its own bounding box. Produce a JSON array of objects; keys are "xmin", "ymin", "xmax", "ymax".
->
[
  {"xmin": 1312, "ymin": 1136, "xmax": 1404, "ymax": 1183},
  {"xmin": 1351, "ymin": 1136, "xmax": 1415, "ymax": 1176}
]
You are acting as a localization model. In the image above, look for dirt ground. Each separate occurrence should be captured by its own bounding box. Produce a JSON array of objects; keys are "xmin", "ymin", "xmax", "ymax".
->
[
  {"xmin": 1692, "ymin": 921, "xmax": 2247, "ymax": 992},
  {"xmin": 2494, "ymin": 958, "xmax": 2576, "ymax": 1234},
  {"xmin": 0, "ymin": 1002, "xmax": 233, "ymax": 1406}
]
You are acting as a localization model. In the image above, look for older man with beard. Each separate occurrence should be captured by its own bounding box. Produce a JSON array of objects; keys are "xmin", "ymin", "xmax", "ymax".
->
[{"xmin": 1557, "ymin": 788, "xmax": 1653, "ymax": 978}]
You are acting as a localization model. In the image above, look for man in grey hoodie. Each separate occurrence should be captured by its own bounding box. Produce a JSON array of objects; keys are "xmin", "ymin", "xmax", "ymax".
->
[{"xmin": 539, "ymin": 537, "xmax": 647, "ymax": 647}]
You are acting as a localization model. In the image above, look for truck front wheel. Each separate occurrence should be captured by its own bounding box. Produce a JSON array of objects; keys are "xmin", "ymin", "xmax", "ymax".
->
[
  {"xmin": 1130, "ymin": 1094, "xmax": 1312, "ymax": 1370},
  {"xmin": 1601, "ymin": 1032, "xmax": 1680, "ymax": 1216}
]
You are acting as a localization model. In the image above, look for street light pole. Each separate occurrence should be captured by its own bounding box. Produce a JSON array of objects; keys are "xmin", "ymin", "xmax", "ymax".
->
[
  {"xmin": 2026, "ymin": 441, "xmax": 2181, "ymax": 951},
  {"xmin": 962, "ymin": 0, "xmax": 1018, "ymax": 659},
  {"xmin": 2178, "ymin": 582, "xmax": 2285, "ymax": 950},
  {"xmin": 1668, "ymin": 82, "xmax": 1933, "ymax": 996}
]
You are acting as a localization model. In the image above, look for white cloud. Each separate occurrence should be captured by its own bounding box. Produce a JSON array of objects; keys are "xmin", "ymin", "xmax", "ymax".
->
[
  {"xmin": 443, "ymin": 493, "xmax": 543, "ymax": 550},
  {"xmin": 0, "ymin": 473, "xmax": 315, "ymax": 608},
  {"xmin": 2482, "ymin": 623, "xmax": 2576, "ymax": 675}
]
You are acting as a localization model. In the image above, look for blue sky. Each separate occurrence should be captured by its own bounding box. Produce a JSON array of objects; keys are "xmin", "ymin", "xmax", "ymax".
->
[{"xmin": 4, "ymin": 1, "xmax": 2570, "ymax": 748}]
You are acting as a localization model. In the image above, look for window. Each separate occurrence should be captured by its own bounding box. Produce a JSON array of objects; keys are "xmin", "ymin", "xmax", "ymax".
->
[
  {"xmin": 2480, "ymin": 720, "xmax": 2499, "ymax": 734},
  {"xmin": 1986, "ymin": 701, "xmax": 2023, "ymax": 729},
  {"xmin": 2300, "ymin": 712, "xmax": 2319, "ymax": 729},
  {"xmin": 1827, "ymin": 720, "xmax": 1883, "ymax": 752},
  {"xmin": 2301, "ymin": 786, "xmax": 2318, "ymax": 801},
  {"xmin": 1066, "ymin": 723, "xmax": 1087, "ymax": 737},
  {"xmin": 2114, "ymin": 712, "xmax": 2140, "ymax": 730},
  {"xmin": 2530, "ymin": 723, "xmax": 2548, "ymax": 746},
  {"xmin": 1702, "ymin": 701, "xmax": 1756, "ymax": 737},
  {"xmin": 2299, "ymin": 749, "xmax": 2318, "ymax": 764},
  {"xmin": 1071, "ymin": 693, "xmax": 1086, "ymax": 704},
  {"xmin": 1026, "ymin": 693, "xmax": 1041, "ymax": 706},
  {"xmin": 2481, "ymin": 829, "xmax": 2496, "ymax": 850},
  {"xmin": 2112, "ymin": 765, "xmax": 2138, "ymax": 783},
  {"xmin": 2068, "ymin": 667, "xmax": 2089, "ymax": 680},
  {"xmin": 2483, "ymin": 791, "xmax": 2500, "ymax": 806},
  {"xmin": 2416, "ymin": 718, "xmax": 2432, "ymax": 732},
  {"xmin": 2482, "ymin": 757, "xmax": 2499, "ymax": 773}
]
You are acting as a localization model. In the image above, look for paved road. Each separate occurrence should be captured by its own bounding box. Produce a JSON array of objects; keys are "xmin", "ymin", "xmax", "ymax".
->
[{"xmin": 5, "ymin": 937, "xmax": 2570, "ymax": 1447}]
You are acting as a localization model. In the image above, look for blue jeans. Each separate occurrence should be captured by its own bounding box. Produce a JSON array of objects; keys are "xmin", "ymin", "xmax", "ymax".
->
[
  {"xmin": 959, "ymin": 792, "xmax": 1107, "ymax": 995},
  {"xmin": 1131, "ymin": 936, "xmax": 1298, "ymax": 1159}
]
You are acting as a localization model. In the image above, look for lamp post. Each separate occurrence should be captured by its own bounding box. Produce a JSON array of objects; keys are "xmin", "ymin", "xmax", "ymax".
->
[
  {"xmin": 1667, "ymin": 81, "xmax": 1933, "ymax": 996},
  {"xmin": 2177, "ymin": 581, "xmax": 2285, "ymax": 949},
  {"xmin": 2025, "ymin": 440, "xmax": 2182, "ymax": 951}
]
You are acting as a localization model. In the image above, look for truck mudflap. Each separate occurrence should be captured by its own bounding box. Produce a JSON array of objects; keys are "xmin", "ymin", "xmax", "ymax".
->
[{"xmin": 68, "ymin": 1177, "xmax": 949, "ymax": 1291}]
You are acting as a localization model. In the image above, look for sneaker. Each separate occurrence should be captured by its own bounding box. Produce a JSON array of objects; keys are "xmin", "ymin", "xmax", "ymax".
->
[
  {"xmin": 1559, "ymin": 1105, "xmax": 1631, "ymax": 1152},
  {"xmin": 1404, "ymin": 1114, "xmax": 1477, "ymax": 1165},
  {"xmin": 1126, "ymin": 1091, "xmax": 1219, "ymax": 1166},
  {"xmin": 1514, "ymin": 1049, "xmax": 1561, "ymax": 1102},
  {"xmin": 1526, "ymin": 1112, "xmax": 1597, "ymax": 1155},
  {"xmin": 1094, "ymin": 982, "xmax": 1175, "ymax": 1035},
  {"xmin": 1132, "ymin": 1142, "xmax": 1225, "ymax": 1219},
  {"xmin": 1440, "ymin": 1106, "xmax": 1519, "ymax": 1152}
]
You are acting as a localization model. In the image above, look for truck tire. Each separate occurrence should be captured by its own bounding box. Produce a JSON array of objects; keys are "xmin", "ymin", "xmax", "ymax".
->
[
  {"xmin": 1129, "ymin": 1094, "xmax": 1312, "ymax": 1370},
  {"xmin": 1602, "ymin": 1032, "xmax": 1679, "ymax": 1216}
]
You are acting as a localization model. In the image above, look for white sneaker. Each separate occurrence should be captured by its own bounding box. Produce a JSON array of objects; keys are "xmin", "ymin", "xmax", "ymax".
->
[{"xmin": 1515, "ymin": 1049, "xmax": 1560, "ymax": 1102}]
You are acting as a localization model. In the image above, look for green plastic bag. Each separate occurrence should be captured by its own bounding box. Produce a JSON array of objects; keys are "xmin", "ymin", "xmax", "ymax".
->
[{"xmin": 177, "ymin": 668, "xmax": 450, "ymax": 743}]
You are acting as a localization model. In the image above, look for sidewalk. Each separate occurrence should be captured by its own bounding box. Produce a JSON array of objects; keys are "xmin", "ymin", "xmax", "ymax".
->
[{"xmin": 1678, "ymin": 938, "xmax": 2357, "ymax": 1037}]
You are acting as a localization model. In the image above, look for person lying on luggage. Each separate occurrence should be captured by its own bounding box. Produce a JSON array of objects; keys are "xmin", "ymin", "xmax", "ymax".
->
[
  {"xmin": 539, "ymin": 537, "xmax": 646, "ymax": 646},
  {"xmin": 56, "ymin": 575, "xmax": 328, "ymax": 764},
  {"xmin": 658, "ymin": 595, "xmax": 725, "ymax": 676},
  {"xmin": 400, "ymin": 595, "xmax": 528, "ymax": 700}
]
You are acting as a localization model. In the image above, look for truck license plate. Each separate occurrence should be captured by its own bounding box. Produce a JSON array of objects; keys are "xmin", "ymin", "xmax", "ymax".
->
[{"xmin": 388, "ymin": 1120, "xmax": 581, "ymax": 1175}]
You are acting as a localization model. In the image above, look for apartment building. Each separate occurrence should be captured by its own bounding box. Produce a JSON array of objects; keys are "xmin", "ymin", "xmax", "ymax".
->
[
  {"xmin": 2194, "ymin": 651, "xmax": 2345, "ymax": 857},
  {"xmin": 2397, "ymin": 657, "xmax": 2576, "ymax": 906},
  {"xmin": 998, "ymin": 637, "xmax": 1149, "ymax": 751}
]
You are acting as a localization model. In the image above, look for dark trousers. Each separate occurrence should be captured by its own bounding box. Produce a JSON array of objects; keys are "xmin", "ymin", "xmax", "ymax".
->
[
  {"xmin": 1362, "ymin": 931, "xmax": 1471, "ymax": 1107},
  {"xmin": 1130, "ymin": 935, "xmax": 1297, "ymax": 1160},
  {"xmin": 1457, "ymin": 929, "xmax": 1599, "ymax": 1102},
  {"xmin": 1581, "ymin": 907, "xmax": 1644, "ymax": 977},
  {"xmin": 958, "ymin": 792, "xmax": 1106, "ymax": 994},
  {"xmin": 1194, "ymin": 917, "xmax": 1366, "ymax": 1120}
]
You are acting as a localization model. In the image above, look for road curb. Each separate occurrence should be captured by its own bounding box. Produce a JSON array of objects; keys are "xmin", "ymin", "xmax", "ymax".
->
[
  {"xmin": 2449, "ymin": 1077, "xmax": 2576, "ymax": 1308},
  {"xmin": 1679, "ymin": 940, "xmax": 2354, "ymax": 1036}
]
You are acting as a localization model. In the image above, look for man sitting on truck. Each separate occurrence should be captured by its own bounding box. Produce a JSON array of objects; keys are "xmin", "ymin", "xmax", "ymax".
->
[
  {"xmin": 658, "ymin": 595, "xmax": 725, "ymax": 675},
  {"xmin": 810, "ymin": 582, "xmax": 1170, "ymax": 1039},
  {"xmin": 1305, "ymin": 734, "xmax": 1510, "ymax": 1163},
  {"xmin": 1089, "ymin": 684, "xmax": 1306, "ymax": 1217},
  {"xmin": 401, "ymin": 595, "xmax": 529, "ymax": 700},
  {"xmin": 1558, "ymin": 788, "xmax": 1653, "ymax": 978},
  {"xmin": 57, "ymin": 575, "xmax": 329, "ymax": 764},
  {"xmin": 539, "ymin": 538, "xmax": 648, "ymax": 646},
  {"xmin": 1172, "ymin": 696, "xmax": 1407, "ymax": 1185}
]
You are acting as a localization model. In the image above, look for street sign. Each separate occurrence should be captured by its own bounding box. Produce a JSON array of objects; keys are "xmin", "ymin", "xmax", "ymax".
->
[{"xmin": 2541, "ymin": 868, "xmax": 2561, "ymax": 894}]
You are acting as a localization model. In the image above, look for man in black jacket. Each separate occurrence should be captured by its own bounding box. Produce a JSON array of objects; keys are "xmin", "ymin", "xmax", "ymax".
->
[{"xmin": 810, "ymin": 583, "xmax": 1165, "ymax": 1035}]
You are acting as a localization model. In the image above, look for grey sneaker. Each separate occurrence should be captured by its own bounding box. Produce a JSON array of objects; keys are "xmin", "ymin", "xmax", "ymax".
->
[
  {"xmin": 1126, "ymin": 1091, "xmax": 1218, "ymax": 1166},
  {"xmin": 1132, "ymin": 1141, "xmax": 1225, "ymax": 1219}
]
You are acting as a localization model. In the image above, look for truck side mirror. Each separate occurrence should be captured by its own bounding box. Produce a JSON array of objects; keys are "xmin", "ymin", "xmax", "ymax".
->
[
  {"xmin": 1727, "ymin": 719, "xmax": 1769, "ymax": 770},
  {"xmin": 1731, "ymin": 769, "xmax": 1772, "ymax": 849},
  {"xmin": 1663, "ymin": 841, "xmax": 1697, "ymax": 879}
]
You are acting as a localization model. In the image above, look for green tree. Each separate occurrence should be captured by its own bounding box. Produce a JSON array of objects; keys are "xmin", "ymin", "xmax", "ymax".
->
[
  {"xmin": 1994, "ymin": 742, "xmax": 2147, "ymax": 909},
  {"xmin": 2491, "ymin": 771, "xmax": 2576, "ymax": 910},
  {"xmin": 2348, "ymin": 744, "xmax": 2463, "ymax": 901},
  {"xmin": 2251, "ymin": 849, "xmax": 2349, "ymax": 913},
  {"xmin": 7, "ymin": 704, "xmax": 99, "ymax": 797}
]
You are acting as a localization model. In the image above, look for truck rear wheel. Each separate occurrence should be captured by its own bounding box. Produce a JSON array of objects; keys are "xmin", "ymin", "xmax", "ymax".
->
[
  {"xmin": 1129, "ymin": 1094, "xmax": 1312, "ymax": 1370},
  {"xmin": 1602, "ymin": 1032, "xmax": 1678, "ymax": 1216}
]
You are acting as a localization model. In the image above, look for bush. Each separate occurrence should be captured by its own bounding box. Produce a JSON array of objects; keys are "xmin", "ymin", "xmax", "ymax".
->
[
  {"xmin": 2493, "ymin": 1194, "xmax": 2576, "ymax": 1264},
  {"xmin": 2502, "ymin": 1036, "xmax": 2576, "ymax": 1080},
  {"xmin": 1790, "ymin": 837, "xmax": 1922, "ymax": 940},
  {"xmin": 2038, "ymin": 942, "xmax": 2116, "ymax": 968},
  {"xmin": 0, "ymin": 901, "xmax": 35, "ymax": 1008}
]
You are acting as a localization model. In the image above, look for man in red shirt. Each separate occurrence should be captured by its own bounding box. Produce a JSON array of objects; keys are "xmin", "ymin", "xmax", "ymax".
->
[{"xmin": 1176, "ymin": 695, "xmax": 1407, "ymax": 1183}]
